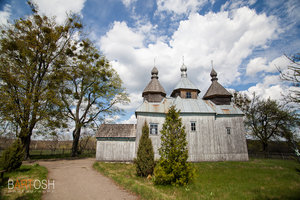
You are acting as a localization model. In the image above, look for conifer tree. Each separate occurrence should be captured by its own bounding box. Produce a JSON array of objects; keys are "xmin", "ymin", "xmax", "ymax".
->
[
  {"xmin": 153, "ymin": 106, "xmax": 194, "ymax": 186},
  {"xmin": 135, "ymin": 122, "xmax": 155, "ymax": 177},
  {"xmin": 1, "ymin": 139, "xmax": 25, "ymax": 171}
]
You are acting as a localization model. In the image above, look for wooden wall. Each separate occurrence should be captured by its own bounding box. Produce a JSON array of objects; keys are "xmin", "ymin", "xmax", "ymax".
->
[
  {"xmin": 180, "ymin": 89, "xmax": 198, "ymax": 99},
  {"xmin": 96, "ymin": 112, "xmax": 248, "ymax": 162},
  {"xmin": 184, "ymin": 115, "xmax": 248, "ymax": 161},
  {"xmin": 136, "ymin": 113, "xmax": 248, "ymax": 162},
  {"xmin": 136, "ymin": 114, "xmax": 166, "ymax": 160},
  {"xmin": 96, "ymin": 140, "xmax": 135, "ymax": 161}
]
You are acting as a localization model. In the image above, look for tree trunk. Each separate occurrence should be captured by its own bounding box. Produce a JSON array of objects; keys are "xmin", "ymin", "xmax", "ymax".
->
[
  {"xmin": 20, "ymin": 133, "xmax": 31, "ymax": 160},
  {"xmin": 262, "ymin": 141, "xmax": 268, "ymax": 153},
  {"xmin": 71, "ymin": 127, "xmax": 81, "ymax": 157}
]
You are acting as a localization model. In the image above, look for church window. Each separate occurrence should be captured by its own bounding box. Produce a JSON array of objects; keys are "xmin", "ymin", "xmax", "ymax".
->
[
  {"xmin": 186, "ymin": 92, "xmax": 191, "ymax": 98},
  {"xmin": 191, "ymin": 122, "xmax": 196, "ymax": 131},
  {"xmin": 150, "ymin": 123, "xmax": 158, "ymax": 135},
  {"xmin": 226, "ymin": 127, "xmax": 231, "ymax": 134}
]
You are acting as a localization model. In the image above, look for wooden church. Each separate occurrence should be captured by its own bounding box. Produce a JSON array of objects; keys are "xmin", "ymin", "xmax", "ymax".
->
[{"xmin": 96, "ymin": 63, "xmax": 249, "ymax": 162}]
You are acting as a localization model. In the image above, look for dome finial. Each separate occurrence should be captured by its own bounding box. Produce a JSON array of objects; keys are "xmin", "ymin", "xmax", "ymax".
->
[
  {"xmin": 180, "ymin": 56, "xmax": 187, "ymax": 78},
  {"xmin": 210, "ymin": 60, "xmax": 218, "ymax": 82},
  {"xmin": 151, "ymin": 66, "xmax": 158, "ymax": 79}
]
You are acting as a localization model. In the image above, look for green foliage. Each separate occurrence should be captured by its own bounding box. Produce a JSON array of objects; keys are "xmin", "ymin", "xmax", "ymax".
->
[
  {"xmin": 245, "ymin": 95, "xmax": 300, "ymax": 153},
  {"xmin": 0, "ymin": 2, "xmax": 83, "ymax": 158},
  {"xmin": 135, "ymin": 122, "xmax": 155, "ymax": 177},
  {"xmin": 232, "ymin": 91, "xmax": 251, "ymax": 113},
  {"xmin": 1, "ymin": 139, "xmax": 25, "ymax": 171},
  {"xmin": 153, "ymin": 106, "xmax": 194, "ymax": 186},
  {"xmin": 59, "ymin": 39, "xmax": 129, "ymax": 156}
]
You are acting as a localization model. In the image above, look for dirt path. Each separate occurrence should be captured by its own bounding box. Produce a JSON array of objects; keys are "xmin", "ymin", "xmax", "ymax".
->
[{"xmin": 38, "ymin": 158, "xmax": 137, "ymax": 200}]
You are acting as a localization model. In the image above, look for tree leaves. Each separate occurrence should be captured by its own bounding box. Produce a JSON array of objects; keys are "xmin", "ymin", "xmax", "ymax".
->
[
  {"xmin": 0, "ymin": 6, "xmax": 83, "ymax": 158},
  {"xmin": 59, "ymin": 39, "xmax": 129, "ymax": 156},
  {"xmin": 245, "ymin": 95, "xmax": 300, "ymax": 152},
  {"xmin": 154, "ymin": 106, "xmax": 194, "ymax": 186}
]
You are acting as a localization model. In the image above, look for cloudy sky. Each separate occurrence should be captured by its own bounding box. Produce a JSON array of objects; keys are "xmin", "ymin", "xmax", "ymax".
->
[{"xmin": 0, "ymin": 0, "xmax": 299, "ymax": 124}]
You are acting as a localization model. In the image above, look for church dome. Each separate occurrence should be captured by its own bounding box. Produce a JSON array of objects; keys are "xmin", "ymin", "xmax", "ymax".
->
[
  {"xmin": 142, "ymin": 67, "xmax": 166, "ymax": 102},
  {"xmin": 203, "ymin": 68, "xmax": 232, "ymax": 105},
  {"xmin": 171, "ymin": 64, "xmax": 200, "ymax": 98}
]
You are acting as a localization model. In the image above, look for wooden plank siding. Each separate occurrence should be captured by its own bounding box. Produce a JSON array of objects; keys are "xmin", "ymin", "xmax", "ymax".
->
[
  {"xmin": 136, "ymin": 114, "xmax": 248, "ymax": 162},
  {"xmin": 96, "ymin": 140, "xmax": 135, "ymax": 162}
]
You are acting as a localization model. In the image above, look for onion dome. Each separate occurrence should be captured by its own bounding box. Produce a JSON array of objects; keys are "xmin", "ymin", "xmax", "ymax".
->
[
  {"xmin": 171, "ymin": 64, "xmax": 200, "ymax": 98},
  {"xmin": 142, "ymin": 67, "xmax": 166, "ymax": 102},
  {"xmin": 203, "ymin": 68, "xmax": 232, "ymax": 105}
]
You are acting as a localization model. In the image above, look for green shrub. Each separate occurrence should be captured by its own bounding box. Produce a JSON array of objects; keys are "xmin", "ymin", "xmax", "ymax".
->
[
  {"xmin": 135, "ymin": 122, "xmax": 155, "ymax": 177},
  {"xmin": 1, "ymin": 139, "xmax": 25, "ymax": 171},
  {"xmin": 154, "ymin": 159, "xmax": 194, "ymax": 186},
  {"xmin": 153, "ymin": 106, "xmax": 194, "ymax": 186}
]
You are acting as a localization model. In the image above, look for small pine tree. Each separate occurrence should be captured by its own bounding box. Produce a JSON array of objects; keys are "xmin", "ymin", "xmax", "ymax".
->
[
  {"xmin": 1, "ymin": 139, "xmax": 25, "ymax": 171},
  {"xmin": 153, "ymin": 106, "xmax": 194, "ymax": 186},
  {"xmin": 135, "ymin": 122, "xmax": 155, "ymax": 177}
]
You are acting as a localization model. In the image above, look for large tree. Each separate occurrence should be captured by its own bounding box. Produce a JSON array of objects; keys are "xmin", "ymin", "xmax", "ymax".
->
[
  {"xmin": 59, "ymin": 39, "xmax": 128, "ymax": 157},
  {"xmin": 153, "ymin": 106, "xmax": 194, "ymax": 186},
  {"xmin": 0, "ymin": 4, "xmax": 82, "ymax": 158},
  {"xmin": 245, "ymin": 95, "xmax": 299, "ymax": 152}
]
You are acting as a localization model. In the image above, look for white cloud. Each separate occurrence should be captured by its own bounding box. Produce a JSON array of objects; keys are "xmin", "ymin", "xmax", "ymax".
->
[
  {"xmin": 244, "ymin": 55, "xmax": 298, "ymax": 102},
  {"xmin": 247, "ymin": 83, "xmax": 286, "ymax": 101},
  {"xmin": 115, "ymin": 92, "xmax": 143, "ymax": 110},
  {"xmin": 246, "ymin": 57, "xmax": 268, "ymax": 76},
  {"xmin": 103, "ymin": 115, "xmax": 121, "ymax": 124},
  {"xmin": 245, "ymin": 72, "xmax": 291, "ymax": 101},
  {"xmin": 156, "ymin": 0, "xmax": 207, "ymax": 15},
  {"xmin": 157, "ymin": 0, "xmax": 207, "ymax": 14},
  {"xmin": 246, "ymin": 55, "xmax": 290, "ymax": 76},
  {"xmin": 221, "ymin": 0, "xmax": 257, "ymax": 11},
  {"xmin": 32, "ymin": 0, "xmax": 86, "ymax": 24},
  {"xmin": 121, "ymin": 0, "xmax": 137, "ymax": 8},
  {"xmin": 0, "ymin": 4, "xmax": 11, "ymax": 25},
  {"xmin": 99, "ymin": 7, "xmax": 279, "ymax": 115},
  {"xmin": 119, "ymin": 114, "xmax": 137, "ymax": 124}
]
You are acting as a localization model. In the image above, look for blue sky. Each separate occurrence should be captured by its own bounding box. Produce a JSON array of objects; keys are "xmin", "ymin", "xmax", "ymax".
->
[{"xmin": 0, "ymin": 0, "xmax": 299, "ymax": 124}]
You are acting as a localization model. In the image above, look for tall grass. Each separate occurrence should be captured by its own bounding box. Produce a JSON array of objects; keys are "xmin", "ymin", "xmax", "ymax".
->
[{"xmin": 94, "ymin": 159, "xmax": 300, "ymax": 200}]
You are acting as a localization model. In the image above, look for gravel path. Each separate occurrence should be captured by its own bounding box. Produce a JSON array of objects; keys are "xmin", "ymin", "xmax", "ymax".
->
[{"xmin": 38, "ymin": 158, "xmax": 137, "ymax": 200}]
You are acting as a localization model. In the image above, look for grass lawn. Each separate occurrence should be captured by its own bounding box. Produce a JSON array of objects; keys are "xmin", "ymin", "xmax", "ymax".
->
[
  {"xmin": 0, "ymin": 164, "xmax": 48, "ymax": 200},
  {"xmin": 93, "ymin": 159, "xmax": 300, "ymax": 200}
]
